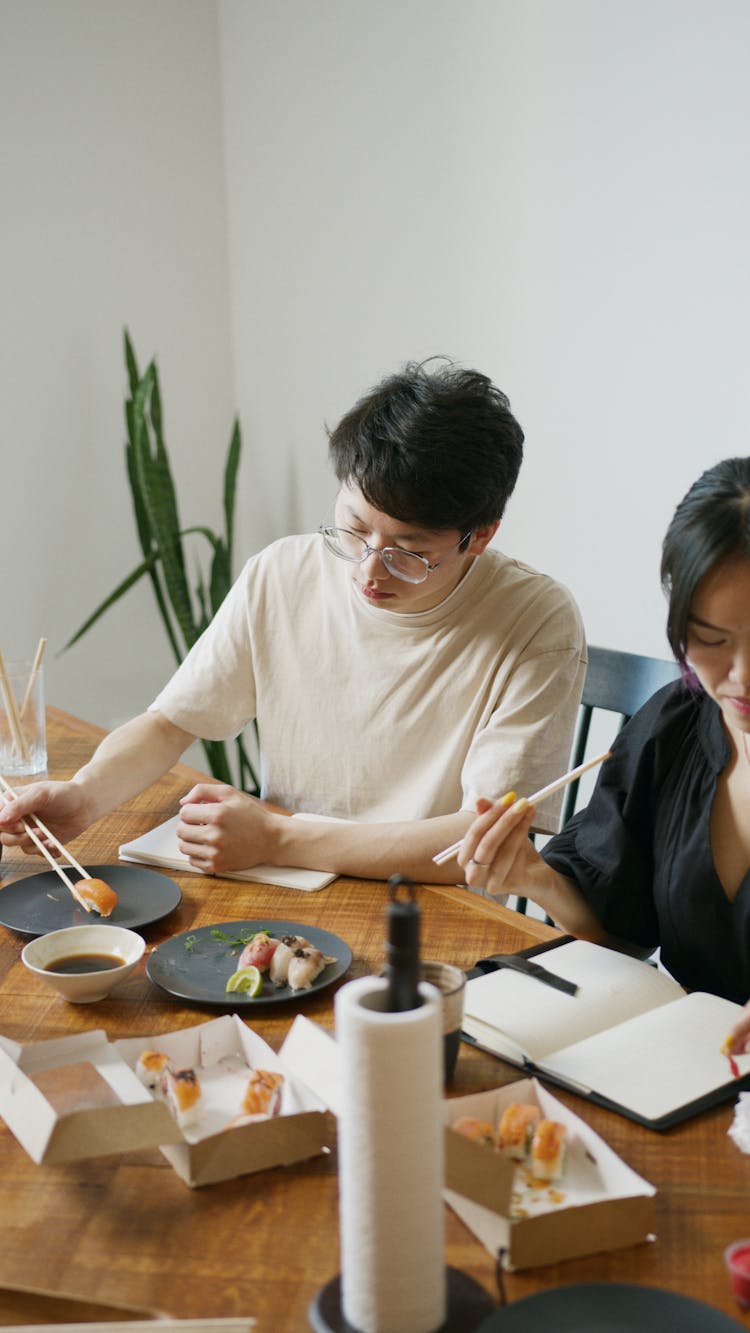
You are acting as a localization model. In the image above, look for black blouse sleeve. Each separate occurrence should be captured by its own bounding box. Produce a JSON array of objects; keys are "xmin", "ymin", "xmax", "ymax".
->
[{"xmin": 541, "ymin": 681, "xmax": 701, "ymax": 950}]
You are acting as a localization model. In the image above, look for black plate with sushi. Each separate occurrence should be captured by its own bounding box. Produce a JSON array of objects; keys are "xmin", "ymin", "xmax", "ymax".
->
[
  {"xmin": 146, "ymin": 918, "xmax": 353, "ymax": 1007},
  {"xmin": 0, "ymin": 864, "xmax": 182, "ymax": 936}
]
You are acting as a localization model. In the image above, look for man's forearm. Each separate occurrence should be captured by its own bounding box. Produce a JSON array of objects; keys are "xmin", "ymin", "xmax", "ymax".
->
[
  {"xmin": 271, "ymin": 809, "xmax": 476, "ymax": 883},
  {"xmin": 71, "ymin": 710, "xmax": 195, "ymax": 824}
]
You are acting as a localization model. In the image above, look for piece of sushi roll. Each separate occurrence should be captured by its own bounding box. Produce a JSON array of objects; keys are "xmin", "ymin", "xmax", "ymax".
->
[
  {"xmin": 269, "ymin": 934, "xmax": 312, "ymax": 987},
  {"xmin": 287, "ymin": 946, "xmax": 336, "ymax": 991},
  {"xmin": 530, "ymin": 1119, "xmax": 567, "ymax": 1181},
  {"xmin": 135, "ymin": 1049, "xmax": 172, "ymax": 1091},
  {"xmin": 72, "ymin": 877, "xmax": 119, "ymax": 917},
  {"xmin": 163, "ymin": 1067, "xmax": 202, "ymax": 1130},
  {"xmin": 451, "ymin": 1115, "xmax": 496, "ymax": 1147},
  {"xmin": 237, "ymin": 931, "xmax": 279, "ymax": 973},
  {"xmin": 242, "ymin": 1069, "xmax": 284, "ymax": 1118},
  {"xmin": 497, "ymin": 1102, "xmax": 541, "ymax": 1160}
]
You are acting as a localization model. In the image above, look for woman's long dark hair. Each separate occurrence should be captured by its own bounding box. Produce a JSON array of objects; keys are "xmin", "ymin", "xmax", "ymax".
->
[{"xmin": 661, "ymin": 457, "xmax": 750, "ymax": 666}]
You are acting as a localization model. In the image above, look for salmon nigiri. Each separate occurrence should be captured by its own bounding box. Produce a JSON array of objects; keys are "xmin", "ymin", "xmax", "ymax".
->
[
  {"xmin": 242, "ymin": 1069, "xmax": 284, "ymax": 1117},
  {"xmin": 72, "ymin": 877, "xmax": 119, "ymax": 917},
  {"xmin": 163, "ymin": 1068, "xmax": 202, "ymax": 1129}
]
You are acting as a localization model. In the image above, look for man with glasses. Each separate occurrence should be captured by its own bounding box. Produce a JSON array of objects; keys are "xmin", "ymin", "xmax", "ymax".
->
[{"xmin": 1, "ymin": 361, "xmax": 585, "ymax": 886}]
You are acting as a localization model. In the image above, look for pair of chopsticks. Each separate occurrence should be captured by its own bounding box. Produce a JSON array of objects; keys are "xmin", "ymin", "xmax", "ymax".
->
[
  {"xmin": 432, "ymin": 749, "xmax": 611, "ymax": 866},
  {"xmin": 0, "ymin": 638, "xmax": 46, "ymax": 764},
  {"xmin": 0, "ymin": 772, "xmax": 93, "ymax": 910}
]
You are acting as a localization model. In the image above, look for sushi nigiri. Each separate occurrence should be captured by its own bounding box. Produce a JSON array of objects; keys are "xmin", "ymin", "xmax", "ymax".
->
[
  {"xmin": 530, "ymin": 1119, "xmax": 567, "ymax": 1181},
  {"xmin": 163, "ymin": 1067, "xmax": 202, "ymax": 1129},
  {"xmin": 287, "ymin": 946, "xmax": 336, "ymax": 991},
  {"xmin": 73, "ymin": 877, "xmax": 119, "ymax": 917},
  {"xmin": 269, "ymin": 934, "xmax": 312, "ymax": 987},
  {"xmin": 497, "ymin": 1102, "xmax": 541, "ymax": 1160},
  {"xmin": 135, "ymin": 1049, "xmax": 171, "ymax": 1091},
  {"xmin": 242, "ymin": 1069, "xmax": 284, "ymax": 1117},
  {"xmin": 452, "ymin": 1115, "xmax": 496, "ymax": 1147},
  {"xmin": 238, "ymin": 931, "xmax": 279, "ymax": 972}
]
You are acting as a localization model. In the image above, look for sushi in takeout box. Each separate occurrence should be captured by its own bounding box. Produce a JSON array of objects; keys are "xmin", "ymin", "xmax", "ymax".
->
[
  {"xmin": 277, "ymin": 1017, "xmax": 657, "ymax": 1271},
  {"xmin": 0, "ymin": 1015, "xmax": 335, "ymax": 1188},
  {"xmin": 443, "ymin": 1077, "xmax": 656, "ymax": 1270}
]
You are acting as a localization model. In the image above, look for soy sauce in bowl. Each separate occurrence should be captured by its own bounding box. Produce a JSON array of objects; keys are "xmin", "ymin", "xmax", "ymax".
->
[{"xmin": 45, "ymin": 953, "xmax": 125, "ymax": 975}]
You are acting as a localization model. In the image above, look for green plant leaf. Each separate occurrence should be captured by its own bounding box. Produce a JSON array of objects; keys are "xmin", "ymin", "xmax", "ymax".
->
[
  {"xmin": 66, "ymin": 333, "xmax": 260, "ymax": 796},
  {"xmin": 124, "ymin": 329, "xmax": 140, "ymax": 399},
  {"xmin": 201, "ymin": 738, "xmax": 233, "ymax": 784},
  {"xmin": 131, "ymin": 365, "xmax": 196, "ymax": 651},
  {"xmin": 125, "ymin": 412, "xmax": 183, "ymax": 666},
  {"xmin": 224, "ymin": 418, "xmax": 241, "ymax": 558},
  {"xmin": 236, "ymin": 734, "xmax": 260, "ymax": 794},
  {"xmin": 63, "ymin": 555, "xmax": 159, "ymax": 651},
  {"xmin": 209, "ymin": 538, "xmax": 231, "ymax": 617}
]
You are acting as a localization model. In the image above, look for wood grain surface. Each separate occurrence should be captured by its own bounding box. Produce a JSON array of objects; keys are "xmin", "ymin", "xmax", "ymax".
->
[{"xmin": 0, "ymin": 707, "xmax": 747, "ymax": 1331}]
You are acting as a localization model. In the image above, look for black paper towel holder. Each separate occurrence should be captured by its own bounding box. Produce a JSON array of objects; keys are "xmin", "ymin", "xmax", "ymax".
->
[{"xmin": 309, "ymin": 1267, "xmax": 496, "ymax": 1332}]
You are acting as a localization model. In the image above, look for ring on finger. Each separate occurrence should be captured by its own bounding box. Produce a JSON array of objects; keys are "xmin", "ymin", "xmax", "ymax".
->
[{"xmin": 468, "ymin": 857, "xmax": 491, "ymax": 868}]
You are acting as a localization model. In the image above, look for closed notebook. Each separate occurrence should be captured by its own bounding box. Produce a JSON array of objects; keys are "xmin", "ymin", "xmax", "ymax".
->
[
  {"xmin": 462, "ymin": 938, "xmax": 750, "ymax": 1129},
  {"xmin": 118, "ymin": 814, "xmax": 337, "ymax": 892}
]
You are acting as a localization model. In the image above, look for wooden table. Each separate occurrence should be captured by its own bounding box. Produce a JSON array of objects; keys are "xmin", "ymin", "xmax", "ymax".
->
[{"xmin": 0, "ymin": 706, "xmax": 748, "ymax": 1330}]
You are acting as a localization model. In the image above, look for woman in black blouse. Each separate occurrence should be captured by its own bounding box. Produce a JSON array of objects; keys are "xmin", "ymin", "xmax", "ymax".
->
[{"xmin": 459, "ymin": 456, "xmax": 750, "ymax": 1052}]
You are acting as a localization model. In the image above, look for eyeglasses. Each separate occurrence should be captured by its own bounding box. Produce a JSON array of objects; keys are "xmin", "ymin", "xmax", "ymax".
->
[{"xmin": 318, "ymin": 525, "xmax": 472, "ymax": 584}]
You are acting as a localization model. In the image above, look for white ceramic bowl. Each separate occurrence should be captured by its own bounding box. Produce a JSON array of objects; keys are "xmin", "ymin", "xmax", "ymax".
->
[{"xmin": 21, "ymin": 924, "xmax": 146, "ymax": 1003}]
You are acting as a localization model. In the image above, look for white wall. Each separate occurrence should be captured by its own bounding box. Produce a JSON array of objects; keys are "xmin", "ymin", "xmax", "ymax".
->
[
  {"xmin": 2, "ymin": 0, "xmax": 235, "ymax": 735},
  {"xmin": 219, "ymin": 0, "xmax": 750, "ymax": 662},
  {"xmin": 5, "ymin": 0, "xmax": 750, "ymax": 748}
]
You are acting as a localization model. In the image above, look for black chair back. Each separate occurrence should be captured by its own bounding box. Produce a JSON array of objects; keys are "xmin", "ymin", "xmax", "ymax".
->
[
  {"xmin": 514, "ymin": 645, "xmax": 680, "ymax": 917},
  {"xmin": 560, "ymin": 646, "xmax": 681, "ymax": 825}
]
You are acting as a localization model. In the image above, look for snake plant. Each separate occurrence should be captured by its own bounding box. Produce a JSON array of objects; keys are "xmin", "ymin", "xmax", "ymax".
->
[{"xmin": 65, "ymin": 330, "xmax": 259, "ymax": 793}]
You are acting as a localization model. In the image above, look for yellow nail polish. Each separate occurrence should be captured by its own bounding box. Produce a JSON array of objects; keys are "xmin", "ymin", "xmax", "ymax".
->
[{"xmin": 500, "ymin": 790, "xmax": 517, "ymax": 808}]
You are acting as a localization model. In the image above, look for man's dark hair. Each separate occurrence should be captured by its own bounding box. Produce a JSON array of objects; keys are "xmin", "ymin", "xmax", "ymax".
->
[
  {"xmin": 328, "ymin": 359, "xmax": 524, "ymax": 532},
  {"xmin": 661, "ymin": 456, "xmax": 750, "ymax": 665}
]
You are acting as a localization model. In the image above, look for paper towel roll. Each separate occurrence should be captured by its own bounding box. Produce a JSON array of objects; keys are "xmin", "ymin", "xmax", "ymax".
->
[{"xmin": 335, "ymin": 975, "xmax": 446, "ymax": 1333}]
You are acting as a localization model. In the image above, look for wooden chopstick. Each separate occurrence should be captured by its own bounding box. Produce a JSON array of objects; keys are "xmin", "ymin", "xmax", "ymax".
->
[
  {"xmin": 19, "ymin": 637, "xmax": 46, "ymax": 723},
  {"xmin": 0, "ymin": 774, "xmax": 94, "ymax": 910},
  {"xmin": 0, "ymin": 649, "xmax": 30, "ymax": 765},
  {"xmin": 432, "ymin": 749, "xmax": 612, "ymax": 866}
]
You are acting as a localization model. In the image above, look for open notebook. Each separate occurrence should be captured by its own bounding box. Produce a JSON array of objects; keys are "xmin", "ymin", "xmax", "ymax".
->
[
  {"xmin": 462, "ymin": 938, "xmax": 750, "ymax": 1129},
  {"xmin": 118, "ymin": 813, "xmax": 337, "ymax": 892}
]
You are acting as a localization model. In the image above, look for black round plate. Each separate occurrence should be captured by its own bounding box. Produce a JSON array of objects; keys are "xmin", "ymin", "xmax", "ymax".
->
[
  {"xmin": 476, "ymin": 1283, "xmax": 745, "ymax": 1332},
  {"xmin": 147, "ymin": 918, "xmax": 352, "ymax": 1007},
  {"xmin": 0, "ymin": 864, "xmax": 182, "ymax": 936}
]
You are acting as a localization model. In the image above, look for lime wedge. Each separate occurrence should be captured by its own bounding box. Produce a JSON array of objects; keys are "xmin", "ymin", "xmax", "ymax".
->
[{"xmin": 225, "ymin": 965, "xmax": 263, "ymax": 997}]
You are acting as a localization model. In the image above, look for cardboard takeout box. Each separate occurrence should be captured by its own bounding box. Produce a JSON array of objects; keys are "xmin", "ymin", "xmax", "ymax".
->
[
  {"xmin": 443, "ymin": 1077, "xmax": 656, "ymax": 1270},
  {"xmin": 0, "ymin": 1015, "xmax": 334, "ymax": 1188}
]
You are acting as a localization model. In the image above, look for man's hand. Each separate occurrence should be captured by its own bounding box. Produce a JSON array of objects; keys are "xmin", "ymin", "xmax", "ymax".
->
[
  {"xmin": 176, "ymin": 784, "xmax": 281, "ymax": 874},
  {"xmin": 0, "ymin": 781, "xmax": 91, "ymax": 854}
]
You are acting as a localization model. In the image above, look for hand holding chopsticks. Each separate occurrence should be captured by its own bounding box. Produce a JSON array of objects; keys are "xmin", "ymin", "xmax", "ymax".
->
[
  {"xmin": 432, "ymin": 749, "xmax": 611, "ymax": 866},
  {"xmin": 0, "ymin": 775, "xmax": 118, "ymax": 916}
]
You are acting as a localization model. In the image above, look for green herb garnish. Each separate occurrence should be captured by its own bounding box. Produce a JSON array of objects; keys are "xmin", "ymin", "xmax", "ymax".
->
[{"xmin": 182, "ymin": 926, "xmax": 273, "ymax": 955}]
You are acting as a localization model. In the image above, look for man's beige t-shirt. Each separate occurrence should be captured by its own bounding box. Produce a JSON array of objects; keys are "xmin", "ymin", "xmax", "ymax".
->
[{"xmin": 151, "ymin": 535, "xmax": 586, "ymax": 833}]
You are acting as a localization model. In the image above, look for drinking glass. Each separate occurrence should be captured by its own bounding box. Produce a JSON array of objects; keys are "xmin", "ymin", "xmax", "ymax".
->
[{"xmin": 0, "ymin": 659, "xmax": 47, "ymax": 777}]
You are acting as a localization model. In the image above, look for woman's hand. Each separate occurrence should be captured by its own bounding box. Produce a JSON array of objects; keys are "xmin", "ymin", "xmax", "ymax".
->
[
  {"xmin": 458, "ymin": 792, "xmax": 541, "ymax": 896},
  {"xmin": 724, "ymin": 1000, "xmax": 750, "ymax": 1056},
  {"xmin": 458, "ymin": 790, "xmax": 608, "ymax": 940},
  {"xmin": 176, "ymin": 784, "xmax": 282, "ymax": 875}
]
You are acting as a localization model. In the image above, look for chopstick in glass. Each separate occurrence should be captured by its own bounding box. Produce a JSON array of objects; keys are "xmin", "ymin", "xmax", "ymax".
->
[{"xmin": 432, "ymin": 749, "xmax": 611, "ymax": 866}]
